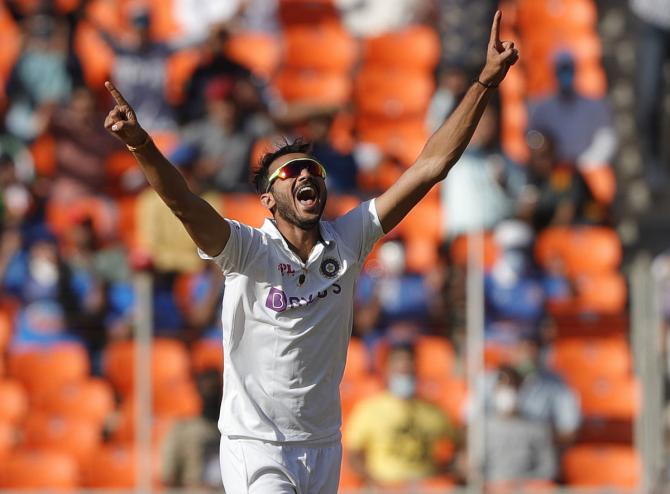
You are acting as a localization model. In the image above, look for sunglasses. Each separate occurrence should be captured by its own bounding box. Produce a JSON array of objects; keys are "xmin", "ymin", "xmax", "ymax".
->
[{"xmin": 265, "ymin": 158, "xmax": 327, "ymax": 193}]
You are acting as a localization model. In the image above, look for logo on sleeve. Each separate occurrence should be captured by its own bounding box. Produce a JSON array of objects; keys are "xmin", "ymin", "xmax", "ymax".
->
[{"xmin": 320, "ymin": 258, "xmax": 340, "ymax": 279}]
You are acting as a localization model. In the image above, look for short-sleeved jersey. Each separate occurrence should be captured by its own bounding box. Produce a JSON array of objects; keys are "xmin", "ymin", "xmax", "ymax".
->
[{"xmin": 199, "ymin": 200, "xmax": 385, "ymax": 443}]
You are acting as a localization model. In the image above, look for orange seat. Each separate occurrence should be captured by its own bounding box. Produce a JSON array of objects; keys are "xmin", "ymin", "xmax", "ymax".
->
[
  {"xmin": 165, "ymin": 48, "xmax": 201, "ymax": 105},
  {"xmin": 344, "ymin": 337, "xmax": 369, "ymax": 380},
  {"xmin": 74, "ymin": 22, "xmax": 115, "ymax": 88},
  {"xmin": 339, "ymin": 447, "xmax": 364, "ymax": 491},
  {"xmin": 0, "ymin": 450, "xmax": 78, "ymax": 489},
  {"xmin": 398, "ymin": 195, "xmax": 442, "ymax": 246},
  {"xmin": 0, "ymin": 380, "xmax": 28, "ymax": 426},
  {"xmin": 82, "ymin": 444, "xmax": 137, "ymax": 488},
  {"xmin": 549, "ymin": 337, "xmax": 631, "ymax": 382},
  {"xmin": 36, "ymin": 378, "xmax": 114, "ymax": 425},
  {"xmin": 283, "ymin": 24, "xmax": 357, "ymax": 72},
  {"xmin": 405, "ymin": 238, "xmax": 439, "ymax": 274},
  {"xmin": 578, "ymin": 417, "xmax": 633, "ymax": 444},
  {"xmin": 563, "ymin": 445, "xmax": 641, "ymax": 488},
  {"xmin": 103, "ymin": 338, "xmax": 191, "ymax": 397},
  {"xmin": 226, "ymin": 32, "xmax": 281, "ymax": 78},
  {"xmin": 191, "ymin": 339, "xmax": 224, "ymax": 373},
  {"xmin": 46, "ymin": 195, "xmax": 117, "ymax": 240},
  {"xmin": 357, "ymin": 124, "xmax": 429, "ymax": 166},
  {"xmin": 487, "ymin": 479, "xmax": 556, "ymax": 494},
  {"xmin": 355, "ymin": 69, "xmax": 434, "ymax": 119},
  {"xmin": 577, "ymin": 377, "xmax": 640, "ymax": 420},
  {"xmin": 0, "ymin": 307, "xmax": 12, "ymax": 354},
  {"xmin": 110, "ymin": 398, "xmax": 175, "ymax": 445},
  {"xmin": 415, "ymin": 336, "xmax": 455, "ymax": 380},
  {"xmin": 581, "ymin": 165, "xmax": 616, "ymax": 205},
  {"xmin": 30, "ymin": 133, "xmax": 56, "ymax": 177},
  {"xmin": 323, "ymin": 194, "xmax": 360, "ymax": 220},
  {"xmin": 363, "ymin": 25, "xmax": 440, "ymax": 72},
  {"xmin": 153, "ymin": 379, "xmax": 201, "ymax": 418},
  {"xmin": 221, "ymin": 193, "xmax": 270, "ymax": 228},
  {"xmin": 0, "ymin": 5, "xmax": 21, "ymax": 98},
  {"xmin": 574, "ymin": 272, "xmax": 627, "ymax": 314},
  {"xmin": 23, "ymin": 413, "xmax": 101, "ymax": 464},
  {"xmin": 273, "ymin": 69, "xmax": 352, "ymax": 105},
  {"xmin": 8, "ymin": 343, "xmax": 89, "ymax": 395}
]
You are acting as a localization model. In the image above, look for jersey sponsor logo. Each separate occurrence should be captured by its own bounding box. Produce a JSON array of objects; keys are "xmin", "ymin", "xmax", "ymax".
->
[
  {"xmin": 320, "ymin": 257, "xmax": 340, "ymax": 279},
  {"xmin": 264, "ymin": 284, "xmax": 342, "ymax": 313}
]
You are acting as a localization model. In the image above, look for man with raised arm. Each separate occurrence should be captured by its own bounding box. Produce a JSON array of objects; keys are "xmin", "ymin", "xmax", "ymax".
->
[{"xmin": 104, "ymin": 11, "xmax": 518, "ymax": 494}]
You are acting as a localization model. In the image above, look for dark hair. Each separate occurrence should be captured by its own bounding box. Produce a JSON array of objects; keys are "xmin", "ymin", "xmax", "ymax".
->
[
  {"xmin": 497, "ymin": 365, "xmax": 523, "ymax": 388},
  {"xmin": 252, "ymin": 137, "xmax": 312, "ymax": 194}
]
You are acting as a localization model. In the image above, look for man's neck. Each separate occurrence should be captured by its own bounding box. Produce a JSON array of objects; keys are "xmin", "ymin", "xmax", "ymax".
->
[{"xmin": 274, "ymin": 216, "xmax": 321, "ymax": 263}]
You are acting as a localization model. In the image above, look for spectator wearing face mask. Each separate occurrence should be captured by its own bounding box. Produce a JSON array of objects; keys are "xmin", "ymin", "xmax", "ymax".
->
[
  {"xmin": 162, "ymin": 368, "xmax": 223, "ymax": 489},
  {"xmin": 483, "ymin": 335, "xmax": 581, "ymax": 447},
  {"xmin": 484, "ymin": 366, "xmax": 557, "ymax": 486},
  {"xmin": 344, "ymin": 342, "xmax": 459, "ymax": 487}
]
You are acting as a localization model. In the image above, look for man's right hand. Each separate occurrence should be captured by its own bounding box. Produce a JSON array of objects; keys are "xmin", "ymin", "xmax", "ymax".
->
[{"xmin": 103, "ymin": 81, "xmax": 148, "ymax": 147}]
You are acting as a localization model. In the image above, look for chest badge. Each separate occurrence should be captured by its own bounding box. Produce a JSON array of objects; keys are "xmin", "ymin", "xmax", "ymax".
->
[{"xmin": 320, "ymin": 257, "xmax": 340, "ymax": 279}]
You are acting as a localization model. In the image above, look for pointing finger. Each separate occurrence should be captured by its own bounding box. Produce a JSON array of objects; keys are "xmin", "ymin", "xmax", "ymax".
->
[
  {"xmin": 489, "ymin": 10, "xmax": 502, "ymax": 50},
  {"xmin": 105, "ymin": 81, "xmax": 129, "ymax": 108}
]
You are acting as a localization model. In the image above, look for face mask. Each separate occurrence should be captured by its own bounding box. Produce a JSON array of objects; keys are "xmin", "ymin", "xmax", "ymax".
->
[
  {"xmin": 388, "ymin": 374, "xmax": 416, "ymax": 399},
  {"xmin": 493, "ymin": 386, "xmax": 517, "ymax": 415},
  {"xmin": 29, "ymin": 257, "xmax": 58, "ymax": 286}
]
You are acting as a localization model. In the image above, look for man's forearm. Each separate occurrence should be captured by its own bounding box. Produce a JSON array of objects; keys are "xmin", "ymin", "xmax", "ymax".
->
[{"xmin": 418, "ymin": 82, "xmax": 493, "ymax": 183}]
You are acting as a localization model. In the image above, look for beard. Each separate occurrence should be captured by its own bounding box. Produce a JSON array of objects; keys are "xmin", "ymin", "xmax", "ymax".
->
[{"xmin": 273, "ymin": 187, "xmax": 327, "ymax": 230}]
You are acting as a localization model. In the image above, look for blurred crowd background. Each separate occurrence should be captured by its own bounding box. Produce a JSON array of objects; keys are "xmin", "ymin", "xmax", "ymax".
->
[{"xmin": 0, "ymin": 0, "xmax": 669, "ymax": 491}]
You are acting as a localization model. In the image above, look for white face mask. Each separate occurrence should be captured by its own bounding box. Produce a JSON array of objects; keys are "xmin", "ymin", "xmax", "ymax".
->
[
  {"xmin": 493, "ymin": 386, "xmax": 518, "ymax": 415},
  {"xmin": 388, "ymin": 374, "xmax": 416, "ymax": 399},
  {"xmin": 29, "ymin": 257, "xmax": 58, "ymax": 286}
]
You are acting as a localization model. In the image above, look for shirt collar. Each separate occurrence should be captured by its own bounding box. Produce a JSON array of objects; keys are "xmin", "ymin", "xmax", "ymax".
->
[{"xmin": 260, "ymin": 218, "xmax": 335, "ymax": 248}]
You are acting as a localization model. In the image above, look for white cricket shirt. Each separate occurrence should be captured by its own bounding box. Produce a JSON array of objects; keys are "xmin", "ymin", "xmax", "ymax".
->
[{"xmin": 199, "ymin": 200, "xmax": 384, "ymax": 443}]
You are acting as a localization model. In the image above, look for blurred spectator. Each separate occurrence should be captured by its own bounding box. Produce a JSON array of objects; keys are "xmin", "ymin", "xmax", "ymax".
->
[
  {"xmin": 0, "ymin": 153, "xmax": 34, "ymax": 229},
  {"xmin": 630, "ymin": 0, "xmax": 670, "ymax": 190},
  {"xmin": 484, "ymin": 366, "xmax": 557, "ymax": 484},
  {"xmin": 441, "ymin": 106, "xmax": 526, "ymax": 239},
  {"xmin": 93, "ymin": 6, "xmax": 192, "ymax": 131},
  {"xmin": 345, "ymin": 341, "xmax": 459, "ymax": 487},
  {"xmin": 527, "ymin": 52, "xmax": 617, "ymax": 169},
  {"xmin": 173, "ymin": 1, "xmax": 243, "ymax": 41},
  {"xmin": 179, "ymin": 24, "xmax": 258, "ymax": 124},
  {"xmin": 335, "ymin": 0, "xmax": 430, "ymax": 37},
  {"xmin": 485, "ymin": 221, "xmax": 555, "ymax": 342},
  {"xmin": 483, "ymin": 335, "xmax": 582, "ymax": 446},
  {"xmin": 180, "ymin": 78, "xmax": 257, "ymax": 191},
  {"xmin": 427, "ymin": 63, "xmax": 471, "ymax": 132},
  {"xmin": 5, "ymin": 14, "xmax": 80, "ymax": 141},
  {"xmin": 521, "ymin": 131, "xmax": 601, "ymax": 231},
  {"xmin": 356, "ymin": 240, "xmax": 437, "ymax": 341},
  {"xmin": 47, "ymin": 86, "xmax": 121, "ymax": 200},
  {"xmin": 180, "ymin": 263, "xmax": 224, "ymax": 342},
  {"xmin": 162, "ymin": 368, "xmax": 223, "ymax": 489}
]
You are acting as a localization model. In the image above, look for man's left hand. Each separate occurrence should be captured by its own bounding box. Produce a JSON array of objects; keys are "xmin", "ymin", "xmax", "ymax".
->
[{"xmin": 479, "ymin": 10, "xmax": 520, "ymax": 87}]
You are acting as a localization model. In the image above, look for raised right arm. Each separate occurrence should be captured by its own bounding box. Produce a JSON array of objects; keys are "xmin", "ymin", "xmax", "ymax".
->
[{"xmin": 103, "ymin": 81, "xmax": 229, "ymax": 257}]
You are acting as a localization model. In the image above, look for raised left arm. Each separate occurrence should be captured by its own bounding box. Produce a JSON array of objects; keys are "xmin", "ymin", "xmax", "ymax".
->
[{"xmin": 375, "ymin": 10, "xmax": 519, "ymax": 233}]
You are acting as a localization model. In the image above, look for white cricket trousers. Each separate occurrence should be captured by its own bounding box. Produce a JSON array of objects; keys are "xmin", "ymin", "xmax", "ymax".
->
[{"xmin": 220, "ymin": 435, "xmax": 342, "ymax": 494}]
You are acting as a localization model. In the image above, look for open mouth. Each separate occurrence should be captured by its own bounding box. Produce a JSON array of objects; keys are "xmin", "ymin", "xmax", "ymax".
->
[{"xmin": 295, "ymin": 183, "xmax": 319, "ymax": 210}]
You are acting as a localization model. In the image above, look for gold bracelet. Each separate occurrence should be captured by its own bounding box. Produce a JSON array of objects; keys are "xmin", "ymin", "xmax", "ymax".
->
[{"xmin": 126, "ymin": 134, "xmax": 152, "ymax": 153}]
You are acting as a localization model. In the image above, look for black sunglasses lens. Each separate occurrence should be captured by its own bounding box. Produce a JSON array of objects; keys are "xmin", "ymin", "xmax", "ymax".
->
[{"xmin": 280, "ymin": 161, "xmax": 323, "ymax": 179}]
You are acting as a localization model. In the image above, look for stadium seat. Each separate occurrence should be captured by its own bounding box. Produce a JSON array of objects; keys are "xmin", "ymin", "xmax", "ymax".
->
[
  {"xmin": 577, "ymin": 377, "xmax": 640, "ymax": 420},
  {"xmin": 324, "ymin": 194, "xmax": 360, "ymax": 220},
  {"xmin": 0, "ymin": 309, "xmax": 12, "ymax": 355},
  {"xmin": 46, "ymin": 195, "xmax": 117, "ymax": 241},
  {"xmin": 415, "ymin": 336, "xmax": 455, "ymax": 380},
  {"xmin": 30, "ymin": 133, "xmax": 56, "ymax": 177},
  {"xmin": 357, "ymin": 124, "xmax": 429, "ymax": 166},
  {"xmin": 0, "ymin": 380, "xmax": 28, "ymax": 426},
  {"xmin": 36, "ymin": 378, "xmax": 114, "ymax": 426},
  {"xmin": 74, "ymin": 22, "xmax": 115, "ymax": 88},
  {"xmin": 418, "ymin": 377, "xmax": 468, "ymax": 425},
  {"xmin": 110, "ymin": 398, "xmax": 175, "ymax": 445},
  {"xmin": 278, "ymin": 0, "xmax": 338, "ymax": 25},
  {"xmin": 165, "ymin": 48, "xmax": 202, "ymax": 104},
  {"xmin": 103, "ymin": 338, "xmax": 191, "ymax": 397},
  {"xmin": 82, "ymin": 444, "xmax": 137, "ymax": 488},
  {"xmin": 344, "ymin": 337, "xmax": 369, "ymax": 380},
  {"xmin": 0, "ymin": 5, "xmax": 21, "ymax": 98},
  {"xmin": 191, "ymin": 338, "xmax": 224, "ymax": 373},
  {"xmin": 549, "ymin": 337, "xmax": 631, "ymax": 382},
  {"xmin": 8, "ymin": 343, "xmax": 89, "ymax": 395},
  {"xmin": 339, "ymin": 447, "xmax": 364, "ymax": 490},
  {"xmin": 563, "ymin": 445, "xmax": 641, "ymax": 488},
  {"xmin": 362, "ymin": 25, "xmax": 440, "ymax": 72},
  {"xmin": 486, "ymin": 480, "xmax": 556, "ymax": 494},
  {"xmin": 574, "ymin": 272, "xmax": 627, "ymax": 314},
  {"xmin": 398, "ymin": 195, "xmax": 441, "ymax": 246},
  {"xmin": 355, "ymin": 68, "xmax": 434, "ymax": 119},
  {"xmin": 450, "ymin": 232, "xmax": 500, "ymax": 270},
  {"xmin": 22, "ymin": 412, "xmax": 101, "ymax": 464},
  {"xmin": 0, "ymin": 450, "xmax": 78, "ymax": 489},
  {"xmin": 578, "ymin": 418, "xmax": 633, "ymax": 444},
  {"xmin": 153, "ymin": 379, "xmax": 202, "ymax": 418},
  {"xmin": 220, "ymin": 193, "xmax": 270, "ymax": 228},
  {"xmin": 273, "ymin": 69, "xmax": 352, "ymax": 105},
  {"xmin": 405, "ymin": 238, "xmax": 439, "ymax": 274},
  {"xmin": 283, "ymin": 24, "xmax": 357, "ymax": 72},
  {"xmin": 226, "ymin": 32, "xmax": 281, "ymax": 78}
]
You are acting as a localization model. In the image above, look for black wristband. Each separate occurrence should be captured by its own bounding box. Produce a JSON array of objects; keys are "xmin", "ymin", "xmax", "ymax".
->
[{"xmin": 473, "ymin": 78, "xmax": 499, "ymax": 89}]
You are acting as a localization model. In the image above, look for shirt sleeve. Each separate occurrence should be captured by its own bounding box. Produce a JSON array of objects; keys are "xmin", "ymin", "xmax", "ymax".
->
[
  {"xmin": 197, "ymin": 219, "xmax": 263, "ymax": 275},
  {"xmin": 530, "ymin": 424, "xmax": 558, "ymax": 480},
  {"xmin": 332, "ymin": 199, "xmax": 385, "ymax": 263},
  {"xmin": 553, "ymin": 384, "xmax": 582, "ymax": 435}
]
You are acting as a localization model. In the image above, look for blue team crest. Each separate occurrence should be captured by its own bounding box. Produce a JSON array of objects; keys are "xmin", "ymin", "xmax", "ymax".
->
[{"xmin": 320, "ymin": 258, "xmax": 340, "ymax": 279}]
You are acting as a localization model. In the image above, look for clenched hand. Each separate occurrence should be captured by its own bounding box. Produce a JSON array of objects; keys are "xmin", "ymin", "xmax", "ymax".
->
[{"xmin": 103, "ymin": 81, "xmax": 148, "ymax": 147}]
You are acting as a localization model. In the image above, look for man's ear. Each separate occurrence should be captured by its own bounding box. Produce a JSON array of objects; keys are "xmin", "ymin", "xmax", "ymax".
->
[{"xmin": 260, "ymin": 192, "xmax": 275, "ymax": 212}]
